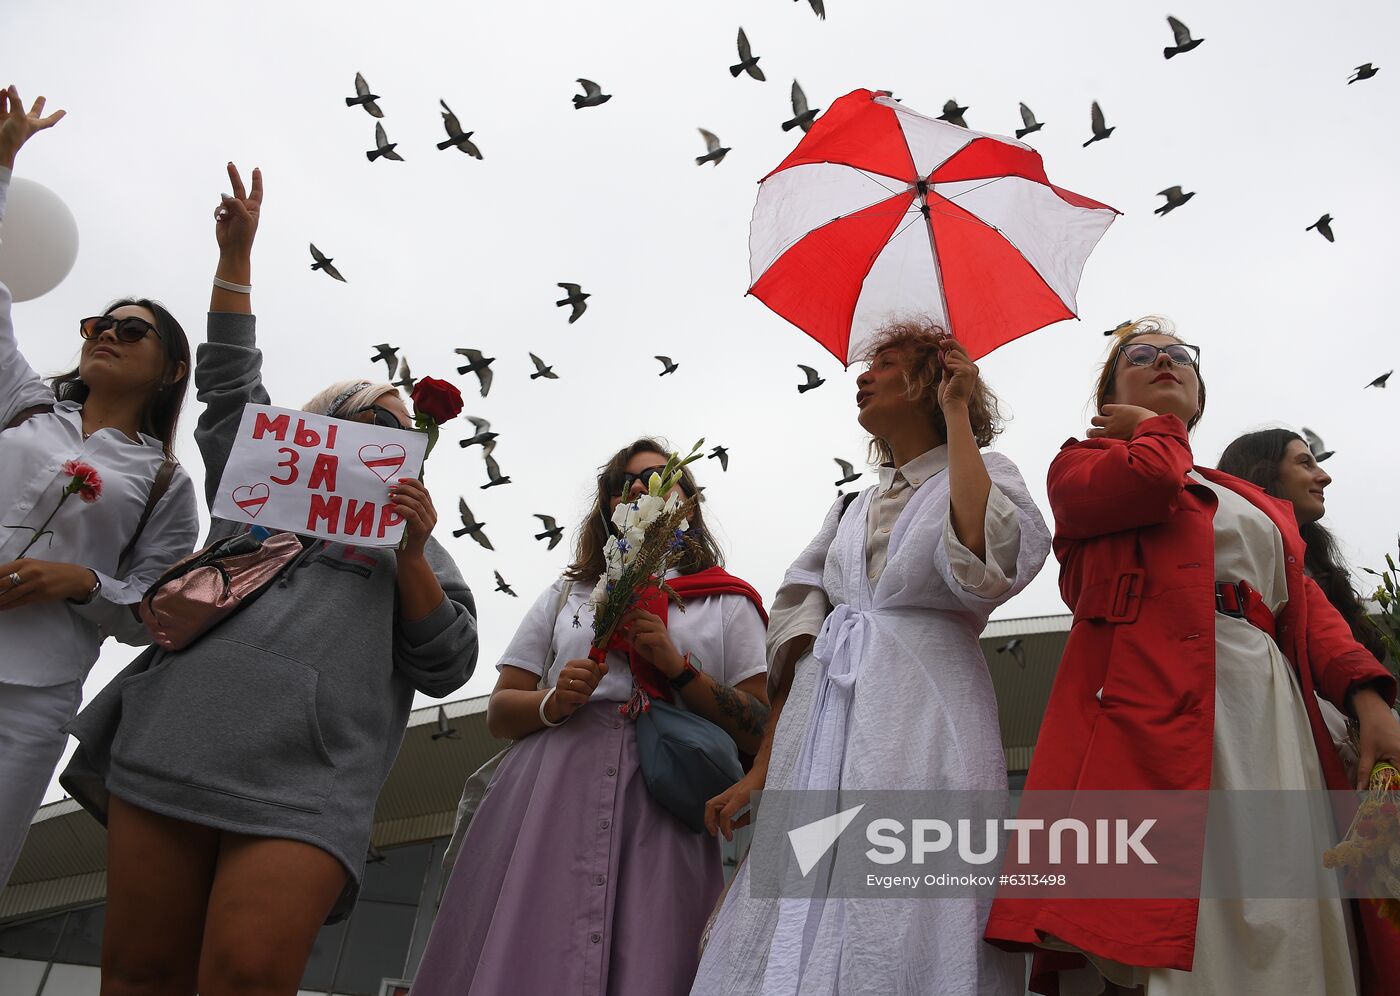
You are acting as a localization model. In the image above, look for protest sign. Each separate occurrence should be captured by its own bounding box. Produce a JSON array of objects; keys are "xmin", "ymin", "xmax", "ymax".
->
[{"xmin": 211, "ymin": 404, "xmax": 428, "ymax": 546}]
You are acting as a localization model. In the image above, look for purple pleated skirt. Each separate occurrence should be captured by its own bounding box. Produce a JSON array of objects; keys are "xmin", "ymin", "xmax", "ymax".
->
[{"xmin": 411, "ymin": 700, "xmax": 726, "ymax": 996}]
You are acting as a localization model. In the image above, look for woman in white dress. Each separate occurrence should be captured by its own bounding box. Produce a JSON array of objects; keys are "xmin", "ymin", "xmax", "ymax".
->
[{"xmin": 692, "ymin": 320, "xmax": 1051, "ymax": 996}]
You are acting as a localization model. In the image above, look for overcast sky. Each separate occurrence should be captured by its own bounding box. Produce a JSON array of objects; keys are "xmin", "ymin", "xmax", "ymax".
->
[{"xmin": 6, "ymin": 0, "xmax": 1396, "ymax": 804}]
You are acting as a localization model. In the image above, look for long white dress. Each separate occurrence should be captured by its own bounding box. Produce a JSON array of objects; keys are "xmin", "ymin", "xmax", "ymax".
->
[{"xmin": 692, "ymin": 447, "xmax": 1052, "ymax": 996}]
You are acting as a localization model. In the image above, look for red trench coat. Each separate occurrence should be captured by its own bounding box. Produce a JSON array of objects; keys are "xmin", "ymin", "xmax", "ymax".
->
[{"xmin": 983, "ymin": 413, "xmax": 1400, "ymax": 995}]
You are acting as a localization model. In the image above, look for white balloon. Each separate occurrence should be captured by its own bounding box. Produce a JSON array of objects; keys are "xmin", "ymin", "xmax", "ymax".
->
[{"xmin": 0, "ymin": 176, "xmax": 80, "ymax": 302}]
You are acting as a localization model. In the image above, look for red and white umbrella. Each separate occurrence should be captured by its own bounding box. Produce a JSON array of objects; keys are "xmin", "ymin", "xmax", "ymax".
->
[{"xmin": 748, "ymin": 88, "xmax": 1120, "ymax": 364}]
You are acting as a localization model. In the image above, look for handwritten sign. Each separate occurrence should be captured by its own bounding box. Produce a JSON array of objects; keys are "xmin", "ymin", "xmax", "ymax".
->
[{"xmin": 211, "ymin": 404, "xmax": 428, "ymax": 546}]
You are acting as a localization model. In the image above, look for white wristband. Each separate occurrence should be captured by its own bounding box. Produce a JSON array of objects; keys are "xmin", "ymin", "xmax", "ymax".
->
[
  {"xmin": 539, "ymin": 686, "xmax": 567, "ymax": 727},
  {"xmin": 212, "ymin": 276, "xmax": 252, "ymax": 294}
]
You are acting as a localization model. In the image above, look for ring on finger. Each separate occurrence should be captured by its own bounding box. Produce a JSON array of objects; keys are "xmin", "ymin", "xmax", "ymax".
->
[{"xmin": 7, "ymin": 572, "xmax": 22, "ymax": 588}]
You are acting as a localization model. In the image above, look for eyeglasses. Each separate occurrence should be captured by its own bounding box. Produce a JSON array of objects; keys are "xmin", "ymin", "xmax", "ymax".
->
[
  {"xmin": 79, "ymin": 315, "xmax": 161, "ymax": 343},
  {"xmin": 614, "ymin": 465, "xmax": 668, "ymax": 495},
  {"xmin": 1117, "ymin": 341, "xmax": 1200, "ymax": 368},
  {"xmin": 359, "ymin": 405, "xmax": 410, "ymax": 430}
]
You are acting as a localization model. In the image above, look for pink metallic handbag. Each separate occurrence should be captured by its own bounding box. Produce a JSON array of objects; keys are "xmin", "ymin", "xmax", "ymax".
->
[{"xmin": 139, "ymin": 531, "xmax": 304, "ymax": 651}]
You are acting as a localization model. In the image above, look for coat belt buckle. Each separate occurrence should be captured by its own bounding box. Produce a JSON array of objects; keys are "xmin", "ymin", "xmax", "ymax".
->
[
  {"xmin": 1215, "ymin": 580, "xmax": 1245, "ymax": 618},
  {"xmin": 1105, "ymin": 569, "xmax": 1145, "ymax": 623}
]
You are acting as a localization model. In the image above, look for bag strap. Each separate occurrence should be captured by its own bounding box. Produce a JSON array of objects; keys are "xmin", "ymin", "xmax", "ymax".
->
[
  {"xmin": 538, "ymin": 580, "xmax": 574, "ymax": 690},
  {"xmin": 118, "ymin": 458, "xmax": 178, "ymax": 568}
]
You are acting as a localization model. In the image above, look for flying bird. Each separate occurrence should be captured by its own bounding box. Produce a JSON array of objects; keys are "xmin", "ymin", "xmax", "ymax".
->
[
  {"xmin": 453, "ymin": 348, "xmax": 495, "ymax": 397},
  {"xmin": 730, "ymin": 28, "xmax": 766, "ymax": 80},
  {"xmin": 482, "ymin": 454, "xmax": 511, "ymax": 489},
  {"xmin": 1300, "ymin": 427, "xmax": 1334, "ymax": 463},
  {"xmin": 573, "ymin": 78, "xmax": 612, "ymax": 109},
  {"xmin": 431, "ymin": 705, "xmax": 460, "ymax": 741},
  {"xmin": 996, "ymin": 638, "xmax": 1027, "ymax": 669},
  {"xmin": 834, "ymin": 458, "xmax": 861, "ymax": 487},
  {"xmin": 556, "ymin": 283, "xmax": 590, "ymax": 323},
  {"xmin": 696, "ymin": 129, "xmax": 730, "ymax": 166},
  {"xmin": 533, "ymin": 514, "xmax": 564, "ymax": 550},
  {"xmin": 345, "ymin": 73, "xmax": 383, "ymax": 117},
  {"xmin": 1154, "ymin": 185, "xmax": 1196, "ymax": 216},
  {"xmin": 797, "ymin": 364, "xmax": 825, "ymax": 393},
  {"xmin": 1103, "ymin": 320, "xmax": 1134, "ymax": 337},
  {"xmin": 392, "ymin": 357, "xmax": 416, "ymax": 393},
  {"xmin": 1083, "ymin": 101, "xmax": 1114, "ymax": 146},
  {"xmin": 1366, "ymin": 370, "xmax": 1392, "ymax": 389},
  {"xmin": 459, "ymin": 415, "xmax": 498, "ymax": 449},
  {"xmin": 1163, "ymin": 16, "xmax": 1205, "ymax": 59},
  {"xmin": 437, "ymin": 100, "xmax": 482, "ymax": 158},
  {"xmin": 655, "ymin": 356, "xmax": 679, "ymax": 376},
  {"xmin": 708, "ymin": 445, "xmax": 729, "ymax": 472},
  {"xmin": 452, "ymin": 498, "xmax": 493, "ymax": 549},
  {"xmin": 367, "ymin": 122, "xmax": 403, "ymax": 162},
  {"xmin": 1306, "ymin": 214, "xmax": 1335, "ymax": 242},
  {"xmin": 937, "ymin": 99, "xmax": 969, "ymax": 129},
  {"xmin": 528, "ymin": 352, "xmax": 559, "ymax": 380},
  {"xmin": 796, "ymin": 0, "xmax": 825, "ymax": 19},
  {"xmin": 494, "ymin": 570, "xmax": 518, "ymax": 598},
  {"xmin": 1015, "ymin": 103, "xmax": 1044, "ymax": 139},
  {"xmin": 369, "ymin": 343, "xmax": 399, "ymax": 377},
  {"xmin": 782, "ymin": 81, "xmax": 820, "ymax": 133},
  {"xmin": 1349, "ymin": 63, "xmax": 1379, "ymax": 84},
  {"xmin": 309, "ymin": 244, "xmax": 346, "ymax": 282}
]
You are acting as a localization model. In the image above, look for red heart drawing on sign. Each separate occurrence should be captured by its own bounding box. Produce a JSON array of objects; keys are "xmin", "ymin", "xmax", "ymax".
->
[
  {"xmin": 231, "ymin": 483, "xmax": 271, "ymax": 518},
  {"xmin": 359, "ymin": 443, "xmax": 407, "ymax": 483}
]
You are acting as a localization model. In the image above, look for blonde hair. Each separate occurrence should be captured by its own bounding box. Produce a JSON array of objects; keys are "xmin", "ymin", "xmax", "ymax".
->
[
  {"xmin": 303, "ymin": 380, "xmax": 400, "ymax": 418},
  {"xmin": 1093, "ymin": 316, "xmax": 1205, "ymax": 430}
]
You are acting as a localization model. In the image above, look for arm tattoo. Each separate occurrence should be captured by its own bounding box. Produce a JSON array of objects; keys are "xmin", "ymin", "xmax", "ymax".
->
[{"xmin": 710, "ymin": 681, "xmax": 771, "ymax": 739}]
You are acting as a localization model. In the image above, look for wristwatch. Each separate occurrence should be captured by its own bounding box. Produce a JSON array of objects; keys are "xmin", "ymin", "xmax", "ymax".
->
[{"xmin": 669, "ymin": 652, "xmax": 701, "ymax": 689}]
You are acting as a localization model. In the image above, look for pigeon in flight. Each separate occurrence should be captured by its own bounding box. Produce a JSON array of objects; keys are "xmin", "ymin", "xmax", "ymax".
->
[
  {"xmin": 696, "ymin": 129, "xmax": 731, "ymax": 166},
  {"xmin": 1083, "ymin": 101, "xmax": 1114, "ymax": 147},
  {"xmin": 534, "ymin": 514, "xmax": 565, "ymax": 550},
  {"xmin": 309, "ymin": 244, "xmax": 346, "ymax": 282},
  {"xmin": 834, "ymin": 458, "xmax": 861, "ymax": 487},
  {"xmin": 796, "ymin": 0, "xmax": 825, "ymax": 19},
  {"xmin": 367, "ymin": 122, "xmax": 403, "ymax": 162},
  {"xmin": 797, "ymin": 364, "xmax": 825, "ymax": 393},
  {"xmin": 1306, "ymin": 214, "xmax": 1335, "ymax": 242},
  {"xmin": 529, "ymin": 352, "xmax": 559, "ymax": 380},
  {"xmin": 556, "ymin": 283, "xmax": 590, "ymax": 323},
  {"xmin": 1300, "ymin": 427, "xmax": 1334, "ymax": 463},
  {"xmin": 655, "ymin": 356, "xmax": 679, "ymax": 376},
  {"xmin": 996, "ymin": 638, "xmax": 1027, "ymax": 668},
  {"xmin": 452, "ymin": 498, "xmax": 493, "ymax": 549},
  {"xmin": 937, "ymin": 99, "xmax": 969, "ymax": 129},
  {"xmin": 454, "ymin": 349, "xmax": 495, "ymax": 397},
  {"xmin": 1349, "ymin": 63, "xmax": 1379, "ymax": 84},
  {"xmin": 1365, "ymin": 370, "xmax": 1392, "ymax": 389},
  {"xmin": 431, "ymin": 705, "xmax": 460, "ymax": 740},
  {"xmin": 392, "ymin": 357, "xmax": 416, "ymax": 393},
  {"xmin": 573, "ymin": 79, "xmax": 612, "ymax": 109},
  {"xmin": 437, "ymin": 100, "xmax": 483, "ymax": 158},
  {"xmin": 708, "ymin": 445, "xmax": 729, "ymax": 472},
  {"xmin": 1154, "ymin": 186, "xmax": 1196, "ymax": 216},
  {"xmin": 783, "ymin": 81, "xmax": 820, "ymax": 133},
  {"xmin": 494, "ymin": 570, "xmax": 518, "ymax": 597},
  {"xmin": 369, "ymin": 343, "xmax": 399, "ymax": 377},
  {"xmin": 731, "ymin": 28, "xmax": 766, "ymax": 80},
  {"xmin": 345, "ymin": 73, "xmax": 383, "ymax": 117},
  {"xmin": 1015, "ymin": 103, "xmax": 1044, "ymax": 139},
  {"xmin": 482, "ymin": 453, "xmax": 512, "ymax": 489},
  {"xmin": 1163, "ymin": 16, "xmax": 1205, "ymax": 59},
  {"xmin": 1103, "ymin": 320, "xmax": 1134, "ymax": 336},
  {"xmin": 459, "ymin": 415, "xmax": 498, "ymax": 449}
]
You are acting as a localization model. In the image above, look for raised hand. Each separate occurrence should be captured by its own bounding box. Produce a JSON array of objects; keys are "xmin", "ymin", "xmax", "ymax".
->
[
  {"xmin": 214, "ymin": 162, "xmax": 263, "ymax": 259},
  {"xmin": 936, "ymin": 336, "xmax": 978, "ymax": 412},
  {"xmin": 389, "ymin": 477, "xmax": 438, "ymax": 560},
  {"xmin": 551, "ymin": 656, "xmax": 608, "ymax": 718},
  {"xmin": 1087, "ymin": 403, "xmax": 1157, "ymax": 441},
  {"xmin": 0, "ymin": 85, "xmax": 66, "ymax": 169}
]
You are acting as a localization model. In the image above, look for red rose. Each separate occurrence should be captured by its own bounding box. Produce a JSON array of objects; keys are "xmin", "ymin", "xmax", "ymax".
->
[
  {"xmin": 62, "ymin": 460, "xmax": 104, "ymax": 504},
  {"xmin": 411, "ymin": 377, "xmax": 464, "ymax": 424}
]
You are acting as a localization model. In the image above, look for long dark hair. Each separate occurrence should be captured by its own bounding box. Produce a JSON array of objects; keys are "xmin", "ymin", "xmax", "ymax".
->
[
  {"xmin": 49, "ymin": 298, "xmax": 190, "ymax": 459},
  {"xmin": 564, "ymin": 437, "xmax": 724, "ymax": 584},
  {"xmin": 1218, "ymin": 428, "xmax": 1386, "ymax": 660}
]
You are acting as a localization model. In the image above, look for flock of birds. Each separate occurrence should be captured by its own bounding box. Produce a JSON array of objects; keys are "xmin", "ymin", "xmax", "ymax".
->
[{"xmin": 286, "ymin": 10, "xmax": 1387, "ymax": 600}]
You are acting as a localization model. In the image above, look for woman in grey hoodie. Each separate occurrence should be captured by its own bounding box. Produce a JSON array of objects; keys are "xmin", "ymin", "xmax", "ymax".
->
[{"xmin": 61, "ymin": 164, "xmax": 479, "ymax": 995}]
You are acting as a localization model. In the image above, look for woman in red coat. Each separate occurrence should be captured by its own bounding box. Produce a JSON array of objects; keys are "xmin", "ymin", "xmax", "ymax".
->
[{"xmin": 984, "ymin": 319, "xmax": 1400, "ymax": 995}]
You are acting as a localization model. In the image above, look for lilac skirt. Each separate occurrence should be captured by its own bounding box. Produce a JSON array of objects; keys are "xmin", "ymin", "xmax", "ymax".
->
[{"xmin": 411, "ymin": 701, "xmax": 726, "ymax": 996}]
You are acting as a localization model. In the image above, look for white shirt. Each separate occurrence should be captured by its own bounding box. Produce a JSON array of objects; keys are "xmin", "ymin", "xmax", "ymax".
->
[
  {"xmin": 498, "ymin": 575, "xmax": 769, "ymax": 704},
  {"xmin": 0, "ymin": 166, "xmax": 201, "ymax": 687}
]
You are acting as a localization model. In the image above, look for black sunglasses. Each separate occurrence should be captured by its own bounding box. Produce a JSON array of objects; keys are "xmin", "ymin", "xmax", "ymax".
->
[
  {"xmin": 360, "ymin": 405, "xmax": 411, "ymax": 430},
  {"xmin": 1116, "ymin": 341, "xmax": 1200, "ymax": 368},
  {"xmin": 613, "ymin": 465, "xmax": 668, "ymax": 495},
  {"xmin": 80, "ymin": 315, "xmax": 161, "ymax": 343}
]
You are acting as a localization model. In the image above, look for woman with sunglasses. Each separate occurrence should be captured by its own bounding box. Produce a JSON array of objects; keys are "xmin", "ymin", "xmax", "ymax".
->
[
  {"xmin": 985, "ymin": 319, "xmax": 1400, "ymax": 995},
  {"xmin": 0, "ymin": 86, "xmax": 200, "ymax": 893},
  {"xmin": 412, "ymin": 438, "xmax": 770, "ymax": 996},
  {"xmin": 60, "ymin": 164, "xmax": 479, "ymax": 994}
]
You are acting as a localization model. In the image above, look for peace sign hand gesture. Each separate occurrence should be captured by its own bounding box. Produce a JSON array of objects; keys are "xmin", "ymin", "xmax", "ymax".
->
[
  {"xmin": 214, "ymin": 162, "xmax": 262, "ymax": 259},
  {"xmin": 0, "ymin": 85, "xmax": 66, "ymax": 169}
]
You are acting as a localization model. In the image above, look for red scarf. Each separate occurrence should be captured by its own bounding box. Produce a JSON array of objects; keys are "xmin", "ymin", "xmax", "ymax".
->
[{"xmin": 587, "ymin": 567, "xmax": 768, "ymax": 711}]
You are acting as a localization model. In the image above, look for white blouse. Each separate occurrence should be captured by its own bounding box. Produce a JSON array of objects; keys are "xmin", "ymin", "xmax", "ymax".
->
[
  {"xmin": 498, "ymin": 575, "xmax": 769, "ymax": 704},
  {"xmin": 0, "ymin": 167, "xmax": 201, "ymax": 688}
]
